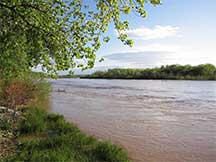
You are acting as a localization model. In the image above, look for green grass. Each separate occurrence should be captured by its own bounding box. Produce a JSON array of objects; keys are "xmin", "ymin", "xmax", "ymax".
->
[{"xmin": 5, "ymin": 107, "xmax": 131, "ymax": 162}]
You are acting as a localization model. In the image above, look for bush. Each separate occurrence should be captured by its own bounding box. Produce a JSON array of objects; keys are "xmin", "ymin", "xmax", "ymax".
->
[
  {"xmin": 0, "ymin": 79, "xmax": 36, "ymax": 109},
  {"xmin": 0, "ymin": 77, "xmax": 50, "ymax": 110}
]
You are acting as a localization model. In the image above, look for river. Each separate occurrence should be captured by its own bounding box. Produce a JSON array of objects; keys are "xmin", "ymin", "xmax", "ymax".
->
[{"xmin": 50, "ymin": 79, "xmax": 216, "ymax": 162}]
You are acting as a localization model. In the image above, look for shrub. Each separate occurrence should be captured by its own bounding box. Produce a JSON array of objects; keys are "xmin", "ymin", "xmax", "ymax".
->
[
  {"xmin": 0, "ymin": 79, "xmax": 36, "ymax": 109},
  {"xmin": 0, "ymin": 77, "xmax": 50, "ymax": 110}
]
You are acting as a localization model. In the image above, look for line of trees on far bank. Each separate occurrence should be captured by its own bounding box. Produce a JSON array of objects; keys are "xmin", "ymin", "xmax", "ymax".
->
[{"xmin": 81, "ymin": 64, "xmax": 216, "ymax": 80}]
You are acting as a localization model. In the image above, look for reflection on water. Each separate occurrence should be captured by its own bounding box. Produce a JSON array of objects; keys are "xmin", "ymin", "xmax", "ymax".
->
[{"xmin": 50, "ymin": 79, "xmax": 216, "ymax": 162}]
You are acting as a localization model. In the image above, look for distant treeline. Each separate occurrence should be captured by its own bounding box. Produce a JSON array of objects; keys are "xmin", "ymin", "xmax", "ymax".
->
[
  {"xmin": 82, "ymin": 64, "xmax": 216, "ymax": 80},
  {"xmin": 58, "ymin": 74, "xmax": 81, "ymax": 78}
]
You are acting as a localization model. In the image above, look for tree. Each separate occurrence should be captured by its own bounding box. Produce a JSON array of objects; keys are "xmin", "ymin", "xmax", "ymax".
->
[
  {"xmin": 0, "ymin": 0, "xmax": 161, "ymax": 78},
  {"xmin": 84, "ymin": 64, "xmax": 216, "ymax": 80}
]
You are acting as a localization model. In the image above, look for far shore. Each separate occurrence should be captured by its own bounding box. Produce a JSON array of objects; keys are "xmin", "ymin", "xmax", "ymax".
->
[{"xmin": 58, "ymin": 64, "xmax": 216, "ymax": 81}]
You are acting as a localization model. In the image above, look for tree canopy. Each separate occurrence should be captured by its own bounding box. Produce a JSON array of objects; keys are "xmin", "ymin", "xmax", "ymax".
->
[{"xmin": 0, "ymin": 0, "xmax": 161, "ymax": 78}]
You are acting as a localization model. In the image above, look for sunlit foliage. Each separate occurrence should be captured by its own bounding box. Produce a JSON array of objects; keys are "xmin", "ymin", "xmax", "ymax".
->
[{"xmin": 0, "ymin": 0, "xmax": 161, "ymax": 78}]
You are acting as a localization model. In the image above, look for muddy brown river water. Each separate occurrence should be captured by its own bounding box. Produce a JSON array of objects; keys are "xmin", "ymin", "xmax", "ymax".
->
[{"xmin": 50, "ymin": 79, "xmax": 216, "ymax": 162}]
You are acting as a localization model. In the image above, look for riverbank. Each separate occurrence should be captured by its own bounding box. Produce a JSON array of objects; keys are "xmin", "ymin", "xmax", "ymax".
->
[
  {"xmin": 1, "ymin": 106, "xmax": 130, "ymax": 162},
  {"xmin": 0, "ymin": 78, "xmax": 131, "ymax": 162},
  {"xmin": 81, "ymin": 64, "xmax": 216, "ymax": 80},
  {"xmin": 1, "ymin": 107, "xmax": 129, "ymax": 162}
]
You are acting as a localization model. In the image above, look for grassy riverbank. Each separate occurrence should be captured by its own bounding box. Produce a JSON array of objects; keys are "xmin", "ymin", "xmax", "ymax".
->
[
  {"xmin": 82, "ymin": 64, "xmax": 216, "ymax": 80},
  {"xmin": 0, "ymin": 78, "xmax": 131, "ymax": 162},
  {"xmin": 3, "ymin": 106, "xmax": 130, "ymax": 162}
]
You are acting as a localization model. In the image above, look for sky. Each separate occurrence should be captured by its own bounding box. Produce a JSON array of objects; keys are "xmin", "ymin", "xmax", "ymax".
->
[{"xmin": 80, "ymin": 0, "xmax": 216, "ymax": 73}]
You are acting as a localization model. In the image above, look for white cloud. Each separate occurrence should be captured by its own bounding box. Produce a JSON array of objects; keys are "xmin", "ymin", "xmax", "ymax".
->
[
  {"xmin": 126, "ymin": 43, "xmax": 183, "ymax": 53},
  {"xmin": 107, "ymin": 43, "xmax": 190, "ymax": 54},
  {"xmin": 119, "ymin": 25, "xmax": 180, "ymax": 40}
]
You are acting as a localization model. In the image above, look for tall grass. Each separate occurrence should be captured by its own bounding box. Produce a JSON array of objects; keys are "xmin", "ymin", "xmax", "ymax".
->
[{"xmin": 6, "ymin": 107, "xmax": 131, "ymax": 162}]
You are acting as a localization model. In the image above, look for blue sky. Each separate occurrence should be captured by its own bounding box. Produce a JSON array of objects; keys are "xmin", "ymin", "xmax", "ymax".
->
[{"xmin": 82, "ymin": 0, "xmax": 216, "ymax": 73}]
